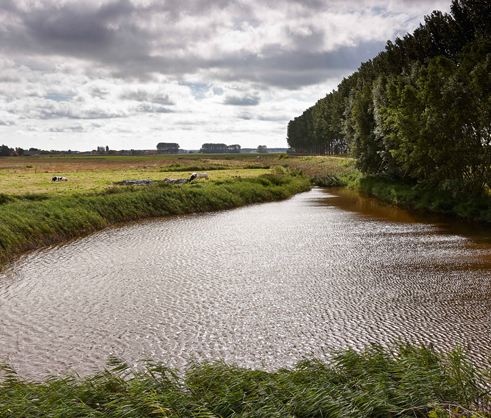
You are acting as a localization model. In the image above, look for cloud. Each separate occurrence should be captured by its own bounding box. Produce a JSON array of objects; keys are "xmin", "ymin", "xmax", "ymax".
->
[
  {"xmin": 0, "ymin": 0, "xmax": 452, "ymax": 150},
  {"xmin": 120, "ymin": 89, "xmax": 174, "ymax": 105},
  {"xmin": 0, "ymin": 0, "xmax": 450, "ymax": 89},
  {"xmin": 134, "ymin": 103, "xmax": 174, "ymax": 113},
  {"xmin": 224, "ymin": 93, "xmax": 260, "ymax": 106},
  {"xmin": 5, "ymin": 97, "xmax": 126, "ymax": 120}
]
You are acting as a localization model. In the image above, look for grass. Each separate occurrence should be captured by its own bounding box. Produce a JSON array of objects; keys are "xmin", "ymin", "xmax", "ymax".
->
[
  {"xmin": 1, "ymin": 343, "xmax": 489, "ymax": 417},
  {"xmin": 0, "ymin": 155, "xmax": 271, "ymax": 195},
  {"xmin": 269, "ymin": 155, "xmax": 362, "ymax": 187},
  {"xmin": 0, "ymin": 172, "xmax": 311, "ymax": 265}
]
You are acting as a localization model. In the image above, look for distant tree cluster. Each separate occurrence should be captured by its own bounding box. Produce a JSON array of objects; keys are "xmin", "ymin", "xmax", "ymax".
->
[
  {"xmin": 0, "ymin": 145, "xmax": 26, "ymax": 156},
  {"xmin": 288, "ymin": 0, "xmax": 491, "ymax": 195},
  {"xmin": 157, "ymin": 143, "xmax": 180, "ymax": 154},
  {"xmin": 200, "ymin": 143, "xmax": 241, "ymax": 153},
  {"xmin": 257, "ymin": 145, "xmax": 268, "ymax": 153},
  {"xmin": 0, "ymin": 145, "xmax": 12, "ymax": 156}
]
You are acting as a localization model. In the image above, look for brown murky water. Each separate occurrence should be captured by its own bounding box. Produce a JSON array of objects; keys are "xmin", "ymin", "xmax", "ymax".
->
[{"xmin": 1, "ymin": 187, "xmax": 491, "ymax": 379}]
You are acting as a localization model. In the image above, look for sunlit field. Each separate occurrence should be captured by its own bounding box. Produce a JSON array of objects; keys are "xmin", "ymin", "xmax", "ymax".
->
[
  {"xmin": 0, "ymin": 154, "xmax": 359, "ymax": 195},
  {"xmin": 0, "ymin": 154, "xmax": 274, "ymax": 195}
]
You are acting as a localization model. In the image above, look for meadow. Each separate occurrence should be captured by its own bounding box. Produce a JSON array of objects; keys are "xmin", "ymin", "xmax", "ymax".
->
[{"xmin": 0, "ymin": 154, "xmax": 273, "ymax": 195}]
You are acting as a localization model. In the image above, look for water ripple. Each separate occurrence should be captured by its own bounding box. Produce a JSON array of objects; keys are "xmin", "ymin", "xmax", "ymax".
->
[{"xmin": 1, "ymin": 188, "xmax": 491, "ymax": 378}]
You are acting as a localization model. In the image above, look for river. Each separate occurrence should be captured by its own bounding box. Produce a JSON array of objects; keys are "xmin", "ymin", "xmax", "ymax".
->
[{"xmin": 1, "ymin": 187, "xmax": 491, "ymax": 379}]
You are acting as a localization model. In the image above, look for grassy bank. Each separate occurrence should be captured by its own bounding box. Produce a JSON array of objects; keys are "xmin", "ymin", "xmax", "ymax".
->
[
  {"xmin": 272, "ymin": 155, "xmax": 491, "ymax": 223},
  {"xmin": 357, "ymin": 177, "xmax": 491, "ymax": 223},
  {"xmin": 0, "ymin": 173, "xmax": 310, "ymax": 265},
  {"xmin": 271, "ymin": 155, "xmax": 361, "ymax": 187},
  {"xmin": 1, "ymin": 343, "xmax": 489, "ymax": 417}
]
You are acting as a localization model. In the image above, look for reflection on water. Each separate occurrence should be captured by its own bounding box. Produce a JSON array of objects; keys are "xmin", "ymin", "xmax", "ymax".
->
[{"xmin": 1, "ymin": 187, "xmax": 491, "ymax": 378}]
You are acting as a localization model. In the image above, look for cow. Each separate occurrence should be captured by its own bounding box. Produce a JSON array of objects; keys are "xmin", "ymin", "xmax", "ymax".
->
[
  {"xmin": 52, "ymin": 176, "xmax": 68, "ymax": 181},
  {"xmin": 189, "ymin": 172, "xmax": 208, "ymax": 181}
]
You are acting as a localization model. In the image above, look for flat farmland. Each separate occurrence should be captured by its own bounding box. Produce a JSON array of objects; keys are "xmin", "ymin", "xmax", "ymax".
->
[{"xmin": 0, "ymin": 154, "xmax": 271, "ymax": 195}]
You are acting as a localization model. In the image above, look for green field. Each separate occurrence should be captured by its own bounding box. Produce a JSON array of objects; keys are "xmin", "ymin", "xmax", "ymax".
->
[{"xmin": 0, "ymin": 154, "xmax": 275, "ymax": 195}]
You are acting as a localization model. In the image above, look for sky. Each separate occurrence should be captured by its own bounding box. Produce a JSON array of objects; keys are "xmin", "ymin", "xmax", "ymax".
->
[{"xmin": 0, "ymin": 0, "xmax": 451, "ymax": 152}]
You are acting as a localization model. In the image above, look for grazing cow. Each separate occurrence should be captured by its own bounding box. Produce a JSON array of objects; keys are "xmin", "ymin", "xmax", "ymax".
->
[
  {"xmin": 52, "ymin": 176, "xmax": 67, "ymax": 182},
  {"xmin": 189, "ymin": 172, "xmax": 208, "ymax": 181}
]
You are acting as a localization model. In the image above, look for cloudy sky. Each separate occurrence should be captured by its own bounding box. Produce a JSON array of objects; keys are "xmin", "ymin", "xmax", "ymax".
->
[{"xmin": 0, "ymin": 0, "xmax": 450, "ymax": 151}]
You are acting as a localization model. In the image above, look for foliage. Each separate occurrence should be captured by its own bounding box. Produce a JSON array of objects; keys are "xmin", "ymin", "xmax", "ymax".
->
[
  {"xmin": 1, "ymin": 343, "xmax": 489, "ymax": 417},
  {"xmin": 0, "ymin": 145, "xmax": 12, "ymax": 157},
  {"xmin": 157, "ymin": 143, "xmax": 180, "ymax": 154},
  {"xmin": 288, "ymin": 0, "xmax": 491, "ymax": 196},
  {"xmin": 200, "ymin": 143, "xmax": 229, "ymax": 153}
]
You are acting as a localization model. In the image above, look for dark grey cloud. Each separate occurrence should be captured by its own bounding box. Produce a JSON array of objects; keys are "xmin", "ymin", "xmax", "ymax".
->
[
  {"xmin": 0, "ymin": 0, "xmax": 450, "ymax": 90},
  {"xmin": 224, "ymin": 93, "xmax": 260, "ymax": 106},
  {"xmin": 0, "ymin": 74, "xmax": 21, "ymax": 83},
  {"xmin": 286, "ymin": 25, "xmax": 325, "ymax": 52},
  {"xmin": 6, "ymin": 99, "xmax": 124, "ymax": 120},
  {"xmin": 211, "ymin": 40, "xmax": 386, "ymax": 89},
  {"xmin": 120, "ymin": 90, "xmax": 174, "ymax": 105}
]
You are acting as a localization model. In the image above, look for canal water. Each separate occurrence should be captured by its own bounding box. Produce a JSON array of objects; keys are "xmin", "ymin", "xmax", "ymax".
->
[{"xmin": 1, "ymin": 188, "xmax": 491, "ymax": 378}]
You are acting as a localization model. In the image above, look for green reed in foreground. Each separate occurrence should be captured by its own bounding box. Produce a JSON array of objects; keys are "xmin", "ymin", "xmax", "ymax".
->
[
  {"xmin": 0, "ymin": 173, "xmax": 310, "ymax": 265},
  {"xmin": 1, "ymin": 343, "xmax": 489, "ymax": 417}
]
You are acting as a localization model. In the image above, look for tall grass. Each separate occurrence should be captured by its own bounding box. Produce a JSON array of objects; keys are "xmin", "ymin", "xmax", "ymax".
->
[
  {"xmin": 269, "ymin": 156, "xmax": 362, "ymax": 187},
  {"xmin": 1, "ymin": 343, "xmax": 489, "ymax": 417},
  {"xmin": 0, "ymin": 174, "xmax": 310, "ymax": 265}
]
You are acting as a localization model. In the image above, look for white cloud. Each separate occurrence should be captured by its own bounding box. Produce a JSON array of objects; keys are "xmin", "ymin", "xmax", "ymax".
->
[{"xmin": 0, "ymin": 0, "xmax": 452, "ymax": 150}]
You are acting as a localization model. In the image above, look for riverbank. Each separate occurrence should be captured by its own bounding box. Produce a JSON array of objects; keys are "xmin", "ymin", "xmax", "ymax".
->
[
  {"xmin": 1, "ymin": 343, "xmax": 489, "ymax": 417},
  {"xmin": 357, "ymin": 177, "xmax": 491, "ymax": 223},
  {"xmin": 0, "ymin": 173, "xmax": 310, "ymax": 266},
  {"xmin": 275, "ymin": 155, "xmax": 491, "ymax": 223}
]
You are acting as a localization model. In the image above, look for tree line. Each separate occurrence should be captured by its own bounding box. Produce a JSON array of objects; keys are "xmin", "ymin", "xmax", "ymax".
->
[{"xmin": 287, "ymin": 0, "xmax": 491, "ymax": 195}]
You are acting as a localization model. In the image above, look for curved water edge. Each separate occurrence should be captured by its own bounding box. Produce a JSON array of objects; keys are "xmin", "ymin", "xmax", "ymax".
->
[{"xmin": 1, "ymin": 187, "xmax": 491, "ymax": 379}]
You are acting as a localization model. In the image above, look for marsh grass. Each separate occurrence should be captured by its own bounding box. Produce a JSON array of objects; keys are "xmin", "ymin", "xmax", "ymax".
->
[
  {"xmin": 1, "ymin": 343, "xmax": 489, "ymax": 417},
  {"xmin": 0, "ymin": 174, "xmax": 310, "ymax": 265}
]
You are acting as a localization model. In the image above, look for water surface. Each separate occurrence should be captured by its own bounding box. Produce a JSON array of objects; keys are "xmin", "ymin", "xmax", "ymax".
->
[{"xmin": 1, "ymin": 188, "xmax": 491, "ymax": 378}]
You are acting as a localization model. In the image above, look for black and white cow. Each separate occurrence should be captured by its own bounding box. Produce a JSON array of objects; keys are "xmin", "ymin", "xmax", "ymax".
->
[{"xmin": 52, "ymin": 176, "xmax": 68, "ymax": 182}]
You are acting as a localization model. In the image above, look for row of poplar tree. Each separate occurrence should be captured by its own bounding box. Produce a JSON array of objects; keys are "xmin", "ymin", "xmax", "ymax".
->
[{"xmin": 287, "ymin": 0, "xmax": 491, "ymax": 195}]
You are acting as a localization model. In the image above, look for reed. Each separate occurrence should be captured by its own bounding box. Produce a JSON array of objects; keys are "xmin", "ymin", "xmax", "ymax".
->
[
  {"xmin": 0, "ymin": 174, "xmax": 310, "ymax": 265},
  {"xmin": 1, "ymin": 343, "xmax": 489, "ymax": 417}
]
